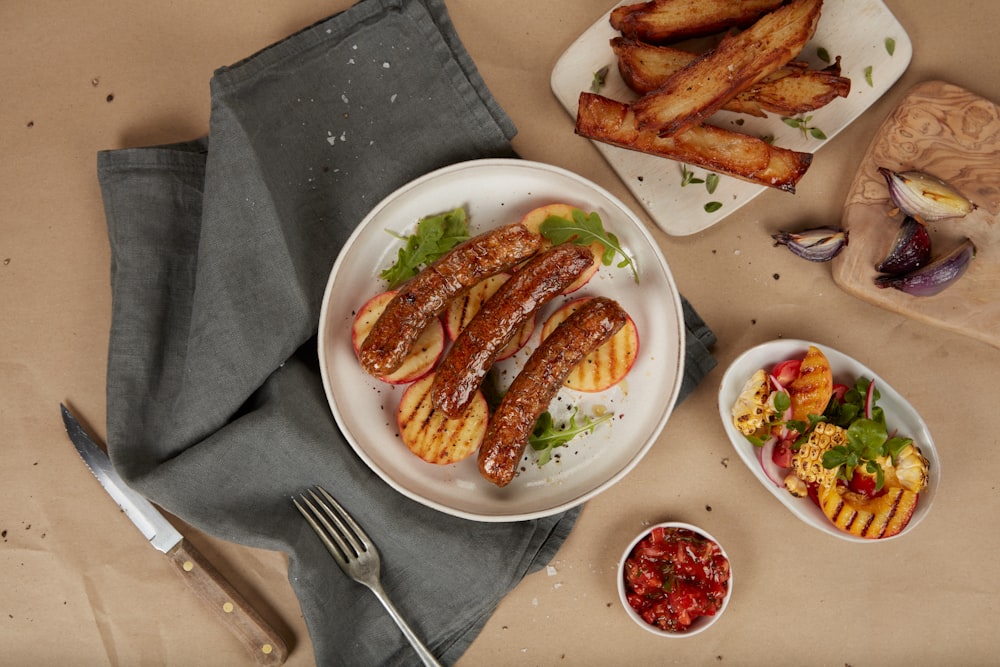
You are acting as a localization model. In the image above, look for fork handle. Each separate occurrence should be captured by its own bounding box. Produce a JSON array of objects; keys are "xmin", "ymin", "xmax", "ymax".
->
[{"xmin": 368, "ymin": 582, "xmax": 443, "ymax": 667}]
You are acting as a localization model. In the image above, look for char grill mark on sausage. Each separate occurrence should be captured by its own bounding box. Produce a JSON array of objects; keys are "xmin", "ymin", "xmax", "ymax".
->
[
  {"xmin": 357, "ymin": 223, "xmax": 540, "ymax": 377},
  {"xmin": 431, "ymin": 243, "xmax": 595, "ymax": 418},
  {"xmin": 478, "ymin": 296, "xmax": 629, "ymax": 488}
]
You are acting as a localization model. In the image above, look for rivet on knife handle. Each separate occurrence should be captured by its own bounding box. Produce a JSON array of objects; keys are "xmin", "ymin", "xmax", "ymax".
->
[
  {"xmin": 166, "ymin": 538, "xmax": 288, "ymax": 666},
  {"xmin": 61, "ymin": 404, "xmax": 288, "ymax": 666}
]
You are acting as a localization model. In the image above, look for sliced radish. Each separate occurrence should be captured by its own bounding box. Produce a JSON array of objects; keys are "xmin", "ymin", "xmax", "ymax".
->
[
  {"xmin": 757, "ymin": 436, "xmax": 788, "ymax": 487},
  {"xmin": 519, "ymin": 203, "xmax": 601, "ymax": 293},
  {"xmin": 540, "ymin": 297, "xmax": 638, "ymax": 392},
  {"xmin": 864, "ymin": 379, "xmax": 876, "ymax": 420},
  {"xmin": 397, "ymin": 373, "xmax": 488, "ymax": 465},
  {"xmin": 443, "ymin": 273, "xmax": 533, "ymax": 360},
  {"xmin": 352, "ymin": 290, "xmax": 444, "ymax": 384}
]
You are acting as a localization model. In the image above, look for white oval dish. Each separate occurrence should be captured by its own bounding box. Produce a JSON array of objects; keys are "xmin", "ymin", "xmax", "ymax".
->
[
  {"xmin": 717, "ymin": 339, "xmax": 939, "ymax": 542},
  {"xmin": 317, "ymin": 158, "xmax": 685, "ymax": 522},
  {"xmin": 617, "ymin": 522, "xmax": 733, "ymax": 637}
]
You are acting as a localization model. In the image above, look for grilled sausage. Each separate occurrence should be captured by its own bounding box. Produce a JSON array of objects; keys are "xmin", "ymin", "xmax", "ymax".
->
[
  {"xmin": 431, "ymin": 243, "xmax": 595, "ymax": 418},
  {"xmin": 358, "ymin": 223, "xmax": 540, "ymax": 377},
  {"xmin": 478, "ymin": 296, "xmax": 629, "ymax": 487}
]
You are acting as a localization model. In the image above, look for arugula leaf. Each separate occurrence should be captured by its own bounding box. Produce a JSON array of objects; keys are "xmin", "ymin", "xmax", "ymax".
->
[
  {"xmin": 529, "ymin": 408, "xmax": 613, "ymax": 466},
  {"xmin": 380, "ymin": 208, "xmax": 469, "ymax": 288},
  {"xmin": 538, "ymin": 208, "xmax": 639, "ymax": 282}
]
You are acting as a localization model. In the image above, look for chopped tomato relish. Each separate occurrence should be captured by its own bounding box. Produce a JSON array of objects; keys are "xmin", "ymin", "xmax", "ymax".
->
[{"xmin": 622, "ymin": 526, "xmax": 730, "ymax": 633}]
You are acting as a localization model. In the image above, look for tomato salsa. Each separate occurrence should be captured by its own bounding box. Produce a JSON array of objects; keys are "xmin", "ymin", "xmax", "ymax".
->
[{"xmin": 622, "ymin": 526, "xmax": 730, "ymax": 633}]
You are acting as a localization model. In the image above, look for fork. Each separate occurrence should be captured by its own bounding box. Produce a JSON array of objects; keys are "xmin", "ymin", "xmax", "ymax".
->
[{"xmin": 293, "ymin": 486, "xmax": 443, "ymax": 667}]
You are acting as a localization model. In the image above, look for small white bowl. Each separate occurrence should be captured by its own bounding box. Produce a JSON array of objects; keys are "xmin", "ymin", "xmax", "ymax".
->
[
  {"xmin": 617, "ymin": 522, "xmax": 733, "ymax": 637},
  {"xmin": 717, "ymin": 339, "xmax": 939, "ymax": 542}
]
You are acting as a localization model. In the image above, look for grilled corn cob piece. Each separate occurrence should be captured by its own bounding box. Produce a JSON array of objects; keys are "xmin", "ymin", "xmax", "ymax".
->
[
  {"xmin": 883, "ymin": 443, "xmax": 930, "ymax": 493},
  {"xmin": 788, "ymin": 422, "xmax": 846, "ymax": 491},
  {"xmin": 732, "ymin": 369, "xmax": 774, "ymax": 436}
]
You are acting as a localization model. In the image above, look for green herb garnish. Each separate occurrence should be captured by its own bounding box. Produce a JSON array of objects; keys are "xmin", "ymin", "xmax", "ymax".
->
[
  {"xmin": 820, "ymin": 377, "xmax": 910, "ymax": 491},
  {"xmin": 782, "ymin": 115, "xmax": 827, "ymax": 140},
  {"xmin": 816, "ymin": 47, "xmax": 831, "ymax": 64},
  {"xmin": 539, "ymin": 208, "xmax": 639, "ymax": 282},
  {"xmin": 885, "ymin": 37, "xmax": 896, "ymax": 56},
  {"xmin": 704, "ymin": 201, "xmax": 723, "ymax": 213},
  {"xmin": 864, "ymin": 65, "xmax": 874, "ymax": 87},
  {"xmin": 591, "ymin": 65, "xmax": 610, "ymax": 93},
  {"xmin": 380, "ymin": 207, "xmax": 469, "ymax": 288},
  {"xmin": 705, "ymin": 173, "xmax": 720, "ymax": 195},
  {"xmin": 529, "ymin": 408, "xmax": 613, "ymax": 466},
  {"xmin": 680, "ymin": 164, "xmax": 704, "ymax": 187}
]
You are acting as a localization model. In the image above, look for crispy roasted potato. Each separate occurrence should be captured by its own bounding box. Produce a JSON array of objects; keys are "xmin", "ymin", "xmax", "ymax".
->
[
  {"xmin": 575, "ymin": 92, "xmax": 812, "ymax": 192},
  {"xmin": 631, "ymin": 0, "xmax": 824, "ymax": 137},
  {"xmin": 610, "ymin": 0, "xmax": 786, "ymax": 44},
  {"xmin": 612, "ymin": 37, "xmax": 850, "ymax": 117}
]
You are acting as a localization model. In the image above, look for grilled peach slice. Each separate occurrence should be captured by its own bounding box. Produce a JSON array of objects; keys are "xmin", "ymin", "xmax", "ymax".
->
[
  {"xmin": 817, "ymin": 483, "xmax": 918, "ymax": 539},
  {"xmin": 444, "ymin": 273, "xmax": 534, "ymax": 360},
  {"xmin": 788, "ymin": 345, "xmax": 833, "ymax": 423},
  {"xmin": 540, "ymin": 297, "xmax": 638, "ymax": 392},
  {"xmin": 397, "ymin": 373, "xmax": 488, "ymax": 465},
  {"xmin": 519, "ymin": 203, "xmax": 601, "ymax": 293},
  {"xmin": 352, "ymin": 290, "xmax": 444, "ymax": 384}
]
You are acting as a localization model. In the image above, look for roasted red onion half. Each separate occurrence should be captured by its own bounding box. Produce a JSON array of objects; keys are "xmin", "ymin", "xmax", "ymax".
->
[
  {"xmin": 875, "ymin": 238, "xmax": 976, "ymax": 296},
  {"xmin": 875, "ymin": 216, "xmax": 932, "ymax": 275}
]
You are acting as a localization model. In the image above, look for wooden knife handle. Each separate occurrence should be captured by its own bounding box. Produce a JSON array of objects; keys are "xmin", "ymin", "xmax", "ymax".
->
[{"xmin": 166, "ymin": 538, "xmax": 288, "ymax": 666}]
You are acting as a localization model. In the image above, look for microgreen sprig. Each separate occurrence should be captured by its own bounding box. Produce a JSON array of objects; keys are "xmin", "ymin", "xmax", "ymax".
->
[{"xmin": 783, "ymin": 115, "xmax": 827, "ymax": 140}]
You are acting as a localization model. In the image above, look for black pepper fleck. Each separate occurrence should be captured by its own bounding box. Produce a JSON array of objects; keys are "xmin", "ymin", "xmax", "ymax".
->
[
  {"xmin": 773, "ymin": 273, "xmax": 780, "ymax": 280},
  {"xmin": 106, "ymin": 93, "xmax": 114, "ymax": 102}
]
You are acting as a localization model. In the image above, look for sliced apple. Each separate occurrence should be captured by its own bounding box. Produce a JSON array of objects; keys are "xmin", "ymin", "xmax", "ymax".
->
[
  {"xmin": 519, "ymin": 203, "xmax": 601, "ymax": 293},
  {"xmin": 818, "ymin": 483, "xmax": 918, "ymax": 539},
  {"xmin": 352, "ymin": 290, "xmax": 444, "ymax": 384},
  {"xmin": 443, "ymin": 273, "xmax": 534, "ymax": 360},
  {"xmin": 397, "ymin": 372, "xmax": 488, "ymax": 465},
  {"xmin": 540, "ymin": 297, "xmax": 639, "ymax": 392},
  {"xmin": 788, "ymin": 345, "xmax": 833, "ymax": 423}
]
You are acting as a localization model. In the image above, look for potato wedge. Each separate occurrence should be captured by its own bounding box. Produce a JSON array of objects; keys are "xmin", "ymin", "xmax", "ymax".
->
[
  {"xmin": 575, "ymin": 92, "xmax": 812, "ymax": 192},
  {"xmin": 631, "ymin": 0, "xmax": 824, "ymax": 137},
  {"xmin": 610, "ymin": 0, "xmax": 786, "ymax": 44},
  {"xmin": 747, "ymin": 57, "xmax": 851, "ymax": 116},
  {"xmin": 613, "ymin": 37, "xmax": 850, "ymax": 117}
]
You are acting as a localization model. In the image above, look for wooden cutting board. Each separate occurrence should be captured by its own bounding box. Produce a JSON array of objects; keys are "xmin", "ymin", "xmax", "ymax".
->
[{"xmin": 832, "ymin": 80, "xmax": 1000, "ymax": 348}]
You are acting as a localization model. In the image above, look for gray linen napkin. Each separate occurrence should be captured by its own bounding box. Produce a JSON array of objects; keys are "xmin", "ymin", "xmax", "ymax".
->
[{"xmin": 96, "ymin": 0, "xmax": 717, "ymax": 664}]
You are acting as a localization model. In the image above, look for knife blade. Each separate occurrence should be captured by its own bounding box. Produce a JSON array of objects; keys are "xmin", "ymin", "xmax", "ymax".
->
[{"xmin": 61, "ymin": 404, "xmax": 288, "ymax": 666}]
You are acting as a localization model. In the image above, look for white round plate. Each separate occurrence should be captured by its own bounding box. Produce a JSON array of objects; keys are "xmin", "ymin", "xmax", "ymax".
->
[
  {"xmin": 318, "ymin": 159, "xmax": 685, "ymax": 521},
  {"xmin": 717, "ymin": 339, "xmax": 939, "ymax": 542}
]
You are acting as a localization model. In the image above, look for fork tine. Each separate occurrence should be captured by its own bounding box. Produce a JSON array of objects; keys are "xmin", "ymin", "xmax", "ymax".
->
[
  {"xmin": 312, "ymin": 486, "xmax": 370, "ymax": 557},
  {"xmin": 294, "ymin": 493, "xmax": 351, "ymax": 566}
]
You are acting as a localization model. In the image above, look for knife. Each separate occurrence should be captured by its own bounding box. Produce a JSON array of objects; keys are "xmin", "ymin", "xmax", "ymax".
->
[{"xmin": 61, "ymin": 404, "xmax": 288, "ymax": 666}]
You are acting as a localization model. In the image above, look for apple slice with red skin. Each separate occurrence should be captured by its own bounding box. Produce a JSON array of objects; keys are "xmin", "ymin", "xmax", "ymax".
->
[
  {"xmin": 397, "ymin": 372, "xmax": 488, "ymax": 465},
  {"xmin": 540, "ymin": 296, "xmax": 639, "ymax": 392},
  {"xmin": 352, "ymin": 290, "xmax": 444, "ymax": 384}
]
